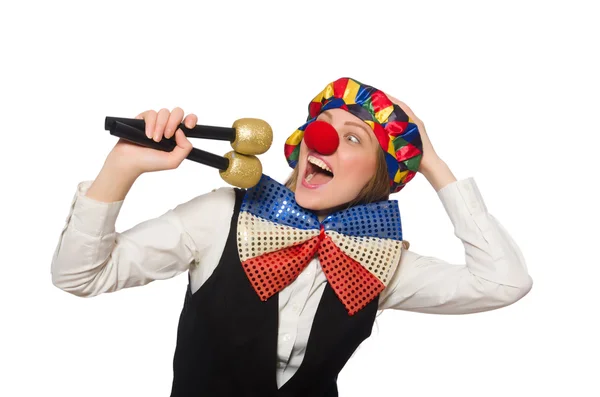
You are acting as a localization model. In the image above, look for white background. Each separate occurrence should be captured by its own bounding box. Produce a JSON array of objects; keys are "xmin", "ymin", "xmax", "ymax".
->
[{"xmin": 1, "ymin": 0, "xmax": 598, "ymax": 395}]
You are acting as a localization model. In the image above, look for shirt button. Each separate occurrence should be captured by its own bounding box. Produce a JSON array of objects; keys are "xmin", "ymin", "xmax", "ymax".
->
[
  {"xmin": 282, "ymin": 333, "xmax": 291, "ymax": 342},
  {"xmin": 291, "ymin": 303, "xmax": 300, "ymax": 313}
]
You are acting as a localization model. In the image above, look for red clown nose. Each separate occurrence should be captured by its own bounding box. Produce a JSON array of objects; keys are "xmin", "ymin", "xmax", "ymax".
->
[{"xmin": 303, "ymin": 120, "xmax": 339, "ymax": 155}]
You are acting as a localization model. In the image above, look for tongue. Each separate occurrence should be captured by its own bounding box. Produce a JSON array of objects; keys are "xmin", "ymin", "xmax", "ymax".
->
[{"xmin": 309, "ymin": 171, "xmax": 333, "ymax": 185}]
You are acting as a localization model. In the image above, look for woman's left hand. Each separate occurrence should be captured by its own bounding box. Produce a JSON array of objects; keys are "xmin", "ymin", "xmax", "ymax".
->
[{"xmin": 387, "ymin": 95, "xmax": 442, "ymax": 174}]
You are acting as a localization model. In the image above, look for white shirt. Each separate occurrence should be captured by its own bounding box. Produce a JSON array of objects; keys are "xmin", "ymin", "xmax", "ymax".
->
[{"xmin": 50, "ymin": 176, "xmax": 533, "ymax": 388}]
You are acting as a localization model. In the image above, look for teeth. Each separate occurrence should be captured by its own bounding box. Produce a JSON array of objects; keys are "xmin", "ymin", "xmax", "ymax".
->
[
  {"xmin": 305, "ymin": 173, "xmax": 315, "ymax": 182},
  {"xmin": 308, "ymin": 155, "xmax": 332, "ymax": 173}
]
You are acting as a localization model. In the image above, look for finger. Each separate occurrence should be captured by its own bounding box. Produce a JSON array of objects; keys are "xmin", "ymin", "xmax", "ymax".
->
[
  {"xmin": 137, "ymin": 110, "xmax": 157, "ymax": 139},
  {"xmin": 389, "ymin": 96, "xmax": 409, "ymax": 109},
  {"xmin": 390, "ymin": 97, "xmax": 412, "ymax": 114},
  {"xmin": 171, "ymin": 127, "xmax": 193, "ymax": 163},
  {"xmin": 386, "ymin": 95, "xmax": 403, "ymax": 106},
  {"xmin": 134, "ymin": 112, "xmax": 147, "ymax": 137},
  {"xmin": 183, "ymin": 113, "xmax": 198, "ymax": 129},
  {"xmin": 154, "ymin": 108, "xmax": 170, "ymax": 141},
  {"xmin": 134, "ymin": 110, "xmax": 149, "ymax": 137},
  {"xmin": 165, "ymin": 107, "xmax": 184, "ymax": 139},
  {"xmin": 387, "ymin": 95, "xmax": 412, "ymax": 112}
]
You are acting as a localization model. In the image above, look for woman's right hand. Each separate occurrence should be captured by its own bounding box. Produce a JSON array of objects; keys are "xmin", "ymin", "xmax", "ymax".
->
[{"xmin": 106, "ymin": 107, "xmax": 197, "ymax": 176}]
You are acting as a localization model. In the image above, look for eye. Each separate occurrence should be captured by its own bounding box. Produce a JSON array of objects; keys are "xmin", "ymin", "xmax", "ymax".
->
[{"xmin": 346, "ymin": 134, "xmax": 360, "ymax": 144}]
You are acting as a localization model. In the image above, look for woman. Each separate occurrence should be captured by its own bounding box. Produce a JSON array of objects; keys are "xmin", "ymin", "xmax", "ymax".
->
[{"xmin": 51, "ymin": 77, "xmax": 533, "ymax": 396}]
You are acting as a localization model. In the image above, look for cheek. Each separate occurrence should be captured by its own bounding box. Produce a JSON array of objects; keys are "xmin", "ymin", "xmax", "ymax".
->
[
  {"xmin": 338, "ymin": 151, "xmax": 377, "ymax": 181},
  {"xmin": 297, "ymin": 142, "xmax": 307, "ymax": 171}
]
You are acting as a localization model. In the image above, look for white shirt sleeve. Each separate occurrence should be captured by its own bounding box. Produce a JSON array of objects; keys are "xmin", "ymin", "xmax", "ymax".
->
[
  {"xmin": 378, "ymin": 177, "xmax": 533, "ymax": 314},
  {"xmin": 50, "ymin": 180, "xmax": 235, "ymax": 298}
]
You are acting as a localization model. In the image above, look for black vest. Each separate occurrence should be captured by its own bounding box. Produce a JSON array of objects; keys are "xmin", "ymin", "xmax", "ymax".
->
[{"xmin": 170, "ymin": 187, "xmax": 379, "ymax": 397}]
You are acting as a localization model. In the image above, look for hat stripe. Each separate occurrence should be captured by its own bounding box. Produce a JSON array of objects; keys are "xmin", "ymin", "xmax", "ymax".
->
[
  {"xmin": 396, "ymin": 143, "xmax": 421, "ymax": 162},
  {"xmin": 323, "ymin": 83, "xmax": 335, "ymax": 100},
  {"xmin": 375, "ymin": 105, "xmax": 394, "ymax": 124},
  {"xmin": 385, "ymin": 120, "xmax": 409, "ymax": 137},
  {"xmin": 404, "ymin": 154, "xmax": 422, "ymax": 171},
  {"xmin": 285, "ymin": 128, "xmax": 305, "ymax": 146},
  {"xmin": 402, "ymin": 122, "xmax": 421, "ymax": 143},
  {"xmin": 385, "ymin": 152, "xmax": 400, "ymax": 179},
  {"xmin": 308, "ymin": 102, "xmax": 322, "ymax": 118},
  {"xmin": 355, "ymin": 84, "xmax": 375, "ymax": 104},
  {"xmin": 333, "ymin": 77, "xmax": 349, "ymax": 98},
  {"xmin": 394, "ymin": 169, "xmax": 409, "ymax": 183},
  {"xmin": 370, "ymin": 91, "xmax": 393, "ymax": 114},
  {"xmin": 372, "ymin": 123, "xmax": 390, "ymax": 151},
  {"xmin": 344, "ymin": 78, "xmax": 361, "ymax": 105}
]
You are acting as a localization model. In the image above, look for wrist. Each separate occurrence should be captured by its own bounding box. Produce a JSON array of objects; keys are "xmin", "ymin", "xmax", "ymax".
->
[
  {"xmin": 420, "ymin": 155, "xmax": 444, "ymax": 178},
  {"xmin": 85, "ymin": 161, "xmax": 140, "ymax": 203},
  {"xmin": 420, "ymin": 158, "xmax": 457, "ymax": 192},
  {"xmin": 104, "ymin": 151, "xmax": 144, "ymax": 180}
]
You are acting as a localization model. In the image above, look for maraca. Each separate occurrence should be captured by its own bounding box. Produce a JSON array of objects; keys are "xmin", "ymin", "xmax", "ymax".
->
[{"xmin": 105, "ymin": 116, "xmax": 273, "ymax": 188}]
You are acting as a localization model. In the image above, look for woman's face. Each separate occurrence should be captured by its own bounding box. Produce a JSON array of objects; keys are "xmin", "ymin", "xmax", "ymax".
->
[{"xmin": 295, "ymin": 108, "xmax": 380, "ymax": 218}]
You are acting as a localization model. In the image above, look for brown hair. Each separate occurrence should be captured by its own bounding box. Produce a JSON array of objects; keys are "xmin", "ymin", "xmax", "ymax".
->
[{"xmin": 284, "ymin": 146, "xmax": 391, "ymax": 210}]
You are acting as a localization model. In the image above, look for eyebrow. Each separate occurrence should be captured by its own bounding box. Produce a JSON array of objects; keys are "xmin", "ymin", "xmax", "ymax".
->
[
  {"xmin": 345, "ymin": 121, "xmax": 372, "ymax": 142},
  {"xmin": 319, "ymin": 112, "xmax": 373, "ymax": 144}
]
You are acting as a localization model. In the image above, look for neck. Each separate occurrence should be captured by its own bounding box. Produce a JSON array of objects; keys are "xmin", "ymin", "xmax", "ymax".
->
[
  {"xmin": 315, "ymin": 203, "xmax": 347, "ymax": 222},
  {"xmin": 298, "ymin": 198, "xmax": 352, "ymax": 223},
  {"xmin": 317, "ymin": 213, "xmax": 328, "ymax": 223}
]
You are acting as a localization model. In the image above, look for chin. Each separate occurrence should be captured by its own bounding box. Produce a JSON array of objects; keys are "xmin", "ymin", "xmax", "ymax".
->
[
  {"xmin": 294, "ymin": 151, "xmax": 354, "ymax": 213},
  {"xmin": 294, "ymin": 183, "xmax": 330, "ymax": 211},
  {"xmin": 294, "ymin": 178, "xmax": 349, "ymax": 214}
]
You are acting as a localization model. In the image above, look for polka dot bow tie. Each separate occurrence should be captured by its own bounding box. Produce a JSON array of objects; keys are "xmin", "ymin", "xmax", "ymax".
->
[{"xmin": 237, "ymin": 174, "xmax": 405, "ymax": 315}]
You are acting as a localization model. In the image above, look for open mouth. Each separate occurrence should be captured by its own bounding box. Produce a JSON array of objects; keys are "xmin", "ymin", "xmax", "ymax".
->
[{"xmin": 304, "ymin": 155, "xmax": 334, "ymax": 187}]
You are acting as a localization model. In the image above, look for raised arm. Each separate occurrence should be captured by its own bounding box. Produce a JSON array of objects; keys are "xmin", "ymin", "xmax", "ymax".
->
[
  {"xmin": 50, "ymin": 106, "xmax": 226, "ymax": 297},
  {"xmin": 379, "ymin": 165, "xmax": 533, "ymax": 313},
  {"xmin": 51, "ymin": 179, "xmax": 234, "ymax": 297}
]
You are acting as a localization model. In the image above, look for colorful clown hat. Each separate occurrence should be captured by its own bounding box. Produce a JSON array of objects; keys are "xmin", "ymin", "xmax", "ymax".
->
[{"xmin": 284, "ymin": 77, "xmax": 423, "ymax": 194}]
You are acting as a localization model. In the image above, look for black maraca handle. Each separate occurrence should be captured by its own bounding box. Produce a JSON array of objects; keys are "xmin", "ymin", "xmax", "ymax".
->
[
  {"xmin": 105, "ymin": 116, "xmax": 236, "ymax": 142},
  {"xmin": 109, "ymin": 121, "xmax": 229, "ymax": 171}
]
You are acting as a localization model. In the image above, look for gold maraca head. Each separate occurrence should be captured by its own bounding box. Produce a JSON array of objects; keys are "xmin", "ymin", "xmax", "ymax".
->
[
  {"xmin": 219, "ymin": 151, "xmax": 263, "ymax": 188},
  {"xmin": 231, "ymin": 118, "xmax": 273, "ymax": 155}
]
